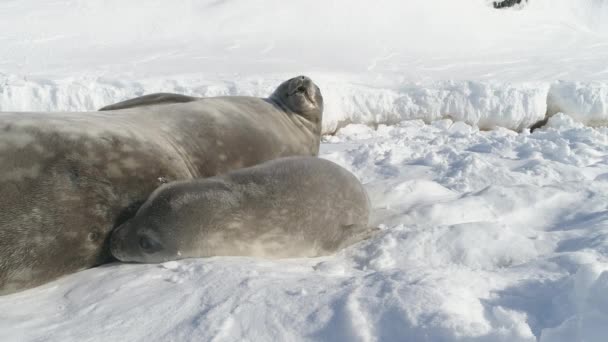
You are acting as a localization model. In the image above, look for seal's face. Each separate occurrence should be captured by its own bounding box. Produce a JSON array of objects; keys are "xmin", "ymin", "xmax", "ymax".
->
[
  {"xmin": 109, "ymin": 192, "xmax": 181, "ymax": 263},
  {"xmin": 109, "ymin": 182, "xmax": 227, "ymax": 263},
  {"xmin": 110, "ymin": 218, "xmax": 178, "ymax": 263},
  {"xmin": 272, "ymin": 76, "xmax": 323, "ymax": 120}
]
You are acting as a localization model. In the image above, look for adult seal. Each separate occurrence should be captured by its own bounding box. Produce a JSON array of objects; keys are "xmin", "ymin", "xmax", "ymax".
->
[
  {"xmin": 110, "ymin": 157, "xmax": 374, "ymax": 263},
  {"xmin": 0, "ymin": 75, "xmax": 323, "ymax": 295}
]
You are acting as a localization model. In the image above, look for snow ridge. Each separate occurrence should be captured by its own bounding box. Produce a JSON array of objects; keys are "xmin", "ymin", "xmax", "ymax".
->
[{"xmin": 3, "ymin": 75, "xmax": 608, "ymax": 133}]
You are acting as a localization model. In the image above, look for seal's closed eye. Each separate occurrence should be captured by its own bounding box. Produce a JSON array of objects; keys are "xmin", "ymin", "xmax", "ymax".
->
[
  {"xmin": 138, "ymin": 235, "xmax": 163, "ymax": 253},
  {"xmin": 139, "ymin": 236, "xmax": 151, "ymax": 250}
]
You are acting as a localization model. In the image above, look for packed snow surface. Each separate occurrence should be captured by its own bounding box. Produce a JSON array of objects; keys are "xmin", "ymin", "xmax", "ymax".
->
[{"xmin": 2, "ymin": 0, "xmax": 608, "ymax": 341}]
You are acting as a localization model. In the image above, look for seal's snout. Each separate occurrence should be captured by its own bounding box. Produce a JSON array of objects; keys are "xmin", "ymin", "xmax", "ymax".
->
[
  {"xmin": 298, "ymin": 75, "xmax": 312, "ymax": 84},
  {"xmin": 110, "ymin": 223, "xmax": 128, "ymax": 260},
  {"xmin": 271, "ymin": 75, "xmax": 323, "ymax": 116},
  {"xmin": 289, "ymin": 76, "xmax": 317, "ymax": 106},
  {"xmin": 292, "ymin": 75, "xmax": 311, "ymax": 87}
]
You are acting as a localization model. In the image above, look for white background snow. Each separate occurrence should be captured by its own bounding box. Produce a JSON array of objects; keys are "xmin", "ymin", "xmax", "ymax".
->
[{"xmin": 1, "ymin": 0, "xmax": 608, "ymax": 341}]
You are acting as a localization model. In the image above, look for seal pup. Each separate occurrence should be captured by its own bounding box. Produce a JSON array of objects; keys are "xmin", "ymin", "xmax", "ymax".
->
[
  {"xmin": 110, "ymin": 157, "xmax": 373, "ymax": 263},
  {"xmin": 0, "ymin": 76, "xmax": 323, "ymax": 295}
]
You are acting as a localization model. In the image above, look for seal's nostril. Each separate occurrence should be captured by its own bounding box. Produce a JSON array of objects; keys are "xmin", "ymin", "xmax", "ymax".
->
[
  {"xmin": 297, "ymin": 86, "xmax": 306, "ymax": 92},
  {"xmin": 300, "ymin": 76, "xmax": 305, "ymax": 80}
]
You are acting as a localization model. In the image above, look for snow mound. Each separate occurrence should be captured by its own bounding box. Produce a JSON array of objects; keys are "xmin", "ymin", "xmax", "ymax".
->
[
  {"xmin": 324, "ymin": 80, "xmax": 549, "ymax": 132},
  {"xmin": 548, "ymin": 81, "xmax": 608, "ymax": 127},
  {"xmin": 6, "ymin": 75, "xmax": 608, "ymax": 133}
]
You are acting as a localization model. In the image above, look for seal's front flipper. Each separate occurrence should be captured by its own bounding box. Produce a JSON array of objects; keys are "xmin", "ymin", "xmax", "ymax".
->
[{"xmin": 99, "ymin": 93, "xmax": 199, "ymax": 111}]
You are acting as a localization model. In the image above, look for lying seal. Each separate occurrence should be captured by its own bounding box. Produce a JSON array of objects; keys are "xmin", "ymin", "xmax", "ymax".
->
[
  {"xmin": 110, "ymin": 157, "xmax": 374, "ymax": 263},
  {"xmin": 0, "ymin": 76, "xmax": 323, "ymax": 295}
]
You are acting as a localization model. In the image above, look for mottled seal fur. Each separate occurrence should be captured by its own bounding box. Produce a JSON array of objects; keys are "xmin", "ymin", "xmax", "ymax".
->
[
  {"xmin": 110, "ymin": 157, "xmax": 373, "ymax": 263},
  {"xmin": 0, "ymin": 76, "xmax": 323, "ymax": 295}
]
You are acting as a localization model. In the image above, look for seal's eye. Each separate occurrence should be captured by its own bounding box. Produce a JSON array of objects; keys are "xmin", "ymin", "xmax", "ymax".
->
[
  {"xmin": 297, "ymin": 86, "xmax": 306, "ymax": 92},
  {"xmin": 139, "ymin": 236, "xmax": 152, "ymax": 251},
  {"xmin": 138, "ymin": 235, "xmax": 163, "ymax": 253}
]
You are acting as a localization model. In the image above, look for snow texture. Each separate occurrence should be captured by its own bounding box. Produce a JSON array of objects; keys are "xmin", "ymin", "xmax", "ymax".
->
[
  {"xmin": 1, "ymin": 0, "xmax": 608, "ymax": 341},
  {"xmin": 1, "ymin": 0, "xmax": 608, "ymax": 133}
]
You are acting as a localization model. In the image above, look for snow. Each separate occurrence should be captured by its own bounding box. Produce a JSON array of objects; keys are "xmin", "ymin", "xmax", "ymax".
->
[
  {"xmin": 548, "ymin": 81, "xmax": 608, "ymax": 127},
  {"xmin": 2, "ymin": 0, "xmax": 608, "ymax": 133},
  {"xmin": 1, "ymin": 0, "xmax": 608, "ymax": 341}
]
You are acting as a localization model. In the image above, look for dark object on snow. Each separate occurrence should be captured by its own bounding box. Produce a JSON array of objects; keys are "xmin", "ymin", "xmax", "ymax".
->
[
  {"xmin": 530, "ymin": 117, "xmax": 549, "ymax": 132},
  {"xmin": 493, "ymin": 0, "xmax": 527, "ymax": 9}
]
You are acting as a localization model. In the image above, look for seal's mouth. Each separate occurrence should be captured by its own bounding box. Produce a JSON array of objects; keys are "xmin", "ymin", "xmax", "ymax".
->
[{"xmin": 289, "ymin": 85, "xmax": 315, "ymax": 106}]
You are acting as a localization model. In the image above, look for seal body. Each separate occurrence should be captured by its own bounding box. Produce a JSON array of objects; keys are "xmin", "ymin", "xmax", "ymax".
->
[
  {"xmin": 0, "ymin": 76, "xmax": 323, "ymax": 295},
  {"xmin": 110, "ymin": 157, "xmax": 373, "ymax": 263}
]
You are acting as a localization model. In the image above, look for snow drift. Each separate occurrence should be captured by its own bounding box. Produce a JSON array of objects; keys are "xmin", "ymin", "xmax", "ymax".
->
[
  {"xmin": 4, "ymin": 76, "xmax": 608, "ymax": 133},
  {"xmin": 2, "ymin": 0, "xmax": 608, "ymax": 341}
]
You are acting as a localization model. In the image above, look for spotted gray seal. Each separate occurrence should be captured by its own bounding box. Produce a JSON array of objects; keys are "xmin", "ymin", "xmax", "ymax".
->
[
  {"xmin": 0, "ymin": 76, "xmax": 323, "ymax": 295},
  {"xmin": 110, "ymin": 157, "xmax": 374, "ymax": 263}
]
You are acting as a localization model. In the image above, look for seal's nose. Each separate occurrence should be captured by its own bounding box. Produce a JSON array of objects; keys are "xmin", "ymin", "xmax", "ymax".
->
[
  {"xmin": 295, "ymin": 75, "xmax": 311, "ymax": 83},
  {"xmin": 293, "ymin": 76, "xmax": 312, "ymax": 92}
]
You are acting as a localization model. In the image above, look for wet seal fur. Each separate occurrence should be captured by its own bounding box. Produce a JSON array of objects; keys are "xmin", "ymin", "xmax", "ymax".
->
[
  {"xmin": 0, "ymin": 76, "xmax": 323, "ymax": 295},
  {"xmin": 111, "ymin": 157, "xmax": 374, "ymax": 263}
]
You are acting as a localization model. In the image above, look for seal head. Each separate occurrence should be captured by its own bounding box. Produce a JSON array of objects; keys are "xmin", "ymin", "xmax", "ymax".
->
[
  {"xmin": 271, "ymin": 75, "xmax": 323, "ymax": 124},
  {"xmin": 111, "ymin": 219, "xmax": 175, "ymax": 263},
  {"xmin": 110, "ymin": 184, "xmax": 183, "ymax": 263},
  {"xmin": 110, "ymin": 180, "xmax": 236, "ymax": 263}
]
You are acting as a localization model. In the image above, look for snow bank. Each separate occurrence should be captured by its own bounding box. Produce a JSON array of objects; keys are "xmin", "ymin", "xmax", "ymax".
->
[
  {"xmin": 323, "ymin": 80, "xmax": 549, "ymax": 132},
  {"xmin": 0, "ymin": 75, "xmax": 548, "ymax": 133},
  {"xmin": 8, "ymin": 76, "xmax": 608, "ymax": 133},
  {"xmin": 547, "ymin": 81, "xmax": 608, "ymax": 127}
]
